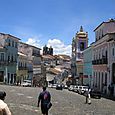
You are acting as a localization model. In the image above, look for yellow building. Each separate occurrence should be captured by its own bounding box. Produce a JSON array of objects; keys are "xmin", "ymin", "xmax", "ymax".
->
[{"xmin": 16, "ymin": 52, "xmax": 28, "ymax": 85}]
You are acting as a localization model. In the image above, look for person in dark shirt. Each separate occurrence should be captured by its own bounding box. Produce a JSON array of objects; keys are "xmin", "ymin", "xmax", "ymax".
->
[{"xmin": 37, "ymin": 87, "xmax": 51, "ymax": 115}]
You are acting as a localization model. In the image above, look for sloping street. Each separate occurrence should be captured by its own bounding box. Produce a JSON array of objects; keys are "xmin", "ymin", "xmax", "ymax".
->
[{"xmin": 0, "ymin": 85, "xmax": 115, "ymax": 115}]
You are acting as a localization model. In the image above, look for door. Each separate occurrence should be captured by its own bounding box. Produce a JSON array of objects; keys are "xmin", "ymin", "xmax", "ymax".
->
[
  {"xmin": 0, "ymin": 71, "xmax": 4, "ymax": 82},
  {"xmin": 112, "ymin": 63, "xmax": 115, "ymax": 84}
]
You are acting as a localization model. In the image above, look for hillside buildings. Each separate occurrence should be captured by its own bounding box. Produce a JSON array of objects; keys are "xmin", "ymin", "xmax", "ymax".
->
[{"xmin": 0, "ymin": 34, "xmax": 70, "ymax": 87}]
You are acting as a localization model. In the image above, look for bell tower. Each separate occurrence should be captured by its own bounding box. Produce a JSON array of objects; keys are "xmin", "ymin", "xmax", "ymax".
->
[
  {"xmin": 71, "ymin": 26, "xmax": 88, "ymax": 84},
  {"xmin": 76, "ymin": 26, "xmax": 88, "ymax": 60}
]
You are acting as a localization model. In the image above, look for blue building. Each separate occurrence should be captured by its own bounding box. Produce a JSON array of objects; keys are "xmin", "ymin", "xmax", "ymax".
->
[
  {"xmin": 83, "ymin": 45, "xmax": 93, "ymax": 87},
  {"xmin": 0, "ymin": 33, "xmax": 20, "ymax": 84}
]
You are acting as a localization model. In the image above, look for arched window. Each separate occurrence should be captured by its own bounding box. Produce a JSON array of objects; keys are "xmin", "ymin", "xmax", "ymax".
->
[
  {"xmin": 80, "ymin": 42, "xmax": 85, "ymax": 51},
  {"xmin": 105, "ymin": 50, "xmax": 108, "ymax": 59},
  {"xmin": 11, "ymin": 55, "xmax": 13, "ymax": 62}
]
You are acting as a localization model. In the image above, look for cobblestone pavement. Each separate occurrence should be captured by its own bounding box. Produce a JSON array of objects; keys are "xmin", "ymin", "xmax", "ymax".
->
[{"xmin": 0, "ymin": 85, "xmax": 115, "ymax": 115}]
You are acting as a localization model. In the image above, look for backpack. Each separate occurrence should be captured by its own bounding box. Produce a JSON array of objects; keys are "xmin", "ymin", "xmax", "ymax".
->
[{"xmin": 43, "ymin": 92, "xmax": 48, "ymax": 100}]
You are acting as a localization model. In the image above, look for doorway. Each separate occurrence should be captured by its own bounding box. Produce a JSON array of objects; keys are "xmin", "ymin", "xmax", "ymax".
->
[
  {"xmin": 112, "ymin": 63, "xmax": 115, "ymax": 84},
  {"xmin": 0, "ymin": 71, "xmax": 4, "ymax": 82}
]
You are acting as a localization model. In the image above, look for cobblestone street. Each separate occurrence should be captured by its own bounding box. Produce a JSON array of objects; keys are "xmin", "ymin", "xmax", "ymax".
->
[{"xmin": 0, "ymin": 85, "xmax": 115, "ymax": 115}]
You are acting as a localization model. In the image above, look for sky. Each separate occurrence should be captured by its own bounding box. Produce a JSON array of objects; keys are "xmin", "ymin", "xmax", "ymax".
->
[{"xmin": 0, "ymin": 0, "xmax": 115, "ymax": 56}]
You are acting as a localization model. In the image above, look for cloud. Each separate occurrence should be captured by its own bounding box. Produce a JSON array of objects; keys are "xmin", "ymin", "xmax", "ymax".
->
[
  {"xmin": 47, "ymin": 39, "xmax": 71, "ymax": 56},
  {"xmin": 26, "ymin": 37, "xmax": 41, "ymax": 48},
  {"xmin": 26, "ymin": 37, "xmax": 71, "ymax": 56}
]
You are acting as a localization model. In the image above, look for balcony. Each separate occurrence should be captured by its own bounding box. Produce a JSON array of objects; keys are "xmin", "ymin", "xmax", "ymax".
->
[
  {"xmin": 102, "ymin": 57, "xmax": 108, "ymax": 64},
  {"xmin": 92, "ymin": 58, "xmax": 108, "ymax": 65},
  {"xmin": 18, "ymin": 66, "xmax": 28, "ymax": 70},
  {"xmin": 0, "ymin": 60, "xmax": 7, "ymax": 65},
  {"xmin": 0, "ymin": 60, "xmax": 17, "ymax": 66}
]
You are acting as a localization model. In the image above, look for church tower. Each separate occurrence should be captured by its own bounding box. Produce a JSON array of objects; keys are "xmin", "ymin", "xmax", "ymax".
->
[
  {"xmin": 71, "ymin": 26, "xmax": 88, "ymax": 84},
  {"xmin": 76, "ymin": 26, "xmax": 88, "ymax": 60}
]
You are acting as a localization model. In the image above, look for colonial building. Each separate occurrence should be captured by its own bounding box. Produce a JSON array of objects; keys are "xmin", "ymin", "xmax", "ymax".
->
[
  {"xmin": 18, "ymin": 42, "xmax": 41, "ymax": 83},
  {"xmin": 107, "ymin": 33, "xmax": 115, "ymax": 95},
  {"xmin": 0, "ymin": 33, "xmax": 20, "ymax": 84},
  {"xmin": 16, "ymin": 52, "xmax": 28, "ymax": 85},
  {"xmin": 42, "ymin": 54, "xmax": 55, "ymax": 67},
  {"xmin": 92, "ymin": 19, "xmax": 115, "ymax": 95},
  {"xmin": 71, "ymin": 26, "xmax": 88, "ymax": 85}
]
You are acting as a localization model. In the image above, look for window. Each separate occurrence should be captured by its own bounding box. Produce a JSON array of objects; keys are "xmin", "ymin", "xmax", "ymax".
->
[
  {"xmin": 11, "ymin": 55, "xmax": 13, "ymax": 62},
  {"xmin": 12, "ymin": 41, "xmax": 14, "ymax": 47},
  {"xmin": 102, "ymin": 29, "xmax": 104, "ymax": 37},
  {"xmin": 112, "ymin": 48, "xmax": 114, "ymax": 56},
  {"xmin": 99, "ymin": 29, "xmax": 101, "ymax": 39},
  {"xmin": 102, "ymin": 49, "xmax": 104, "ymax": 57},
  {"xmin": 105, "ymin": 73, "xmax": 107, "ymax": 85},
  {"xmin": 8, "ymin": 55, "xmax": 10, "ymax": 62},
  {"xmin": 8, "ymin": 39, "xmax": 11, "ymax": 46},
  {"xmin": 15, "ymin": 42, "xmax": 17, "ymax": 48},
  {"xmin": 105, "ymin": 50, "xmax": 108, "ymax": 58},
  {"xmin": 96, "ymin": 31, "xmax": 98, "ymax": 41},
  {"xmin": 80, "ymin": 42, "xmax": 85, "ymax": 51},
  {"xmin": 99, "ymin": 52, "xmax": 100, "ymax": 59},
  {"xmin": 1, "ymin": 53, "xmax": 4, "ymax": 61},
  {"xmin": 15, "ymin": 55, "xmax": 17, "ymax": 62}
]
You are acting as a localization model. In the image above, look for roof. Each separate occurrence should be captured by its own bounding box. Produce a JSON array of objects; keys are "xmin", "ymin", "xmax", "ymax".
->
[
  {"xmin": 18, "ymin": 52, "xmax": 27, "ymax": 57},
  {"xmin": 94, "ymin": 19, "xmax": 115, "ymax": 31},
  {"xmin": 19, "ymin": 42, "xmax": 41, "ymax": 50},
  {"xmin": 0, "ymin": 33, "xmax": 21, "ymax": 40},
  {"xmin": 54, "ymin": 54, "xmax": 70, "ymax": 61},
  {"xmin": 48, "ymin": 68, "xmax": 62, "ymax": 75},
  {"xmin": 42, "ymin": 55, "xmax": 55, "ymax": 59}
]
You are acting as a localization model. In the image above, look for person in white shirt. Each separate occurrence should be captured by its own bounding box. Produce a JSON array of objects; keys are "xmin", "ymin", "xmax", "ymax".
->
[{"xmin": 0, "ymin": 91, "xmax": 12, "ymax": 115}]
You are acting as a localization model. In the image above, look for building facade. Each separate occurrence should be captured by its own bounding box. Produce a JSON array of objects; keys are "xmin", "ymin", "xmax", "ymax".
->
[
  {"xmin": 16, "ymin": 52, "xmax": 28, "ymax": 85},
  {"xmin": 83, "ymin": 45, "xmax": 93, "ymax": 87},
  {"xmin": 18, "ymin": 42, "xmax": 41, "ymax": 82},
  {"xmin": 92, "ymin": 19, "xmax": 115, "ymax": 95},
  {"xmin": 0, "ymin": 33, "xmax": 20, "ymax": 84}
]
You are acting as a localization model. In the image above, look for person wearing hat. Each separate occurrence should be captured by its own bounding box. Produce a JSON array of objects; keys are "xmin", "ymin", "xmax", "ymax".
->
[
  {"xmin": 37, "ymin": 87, "xmax": 52, "ymax": 115},
  {"xmin": 0, "ymin": 91, "xmax": 12, "ymax": 115}
]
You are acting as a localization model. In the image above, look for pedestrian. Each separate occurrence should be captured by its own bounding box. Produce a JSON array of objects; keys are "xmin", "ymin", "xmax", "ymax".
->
[
  {"xmin": 85, "ymin": 88, "xmax": 91, "ymax": 104},
  {"xmin": 87, "ymin": 88, "xmax": 91, "ymax": 104},
  {"xmin": 37, "ymin": 87, "xmax": 52, "ymax": 115},
  {"xmin": 0, "ymin": 91, "xmax": 12, "ymax": 115}
]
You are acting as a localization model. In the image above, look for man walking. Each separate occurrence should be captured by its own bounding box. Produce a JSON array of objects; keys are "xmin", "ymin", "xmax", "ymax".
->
[{"xmin": 37, "ymin": 87, "xmax": 51, "ymax": 115}]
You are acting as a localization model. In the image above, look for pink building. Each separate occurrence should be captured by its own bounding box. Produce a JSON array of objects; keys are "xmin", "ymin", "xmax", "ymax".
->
[{"xmin": 92, "ymin": 19, "xmax": 115, "ymax": 95}]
